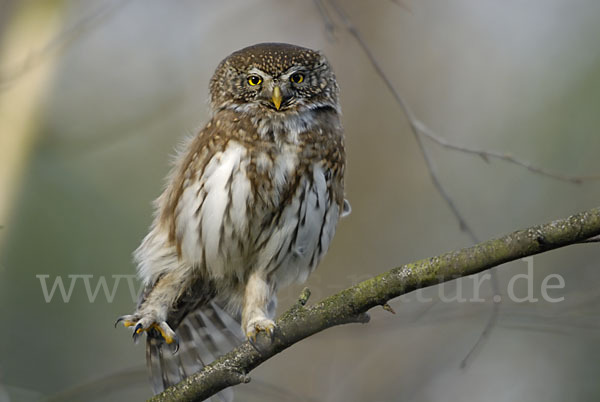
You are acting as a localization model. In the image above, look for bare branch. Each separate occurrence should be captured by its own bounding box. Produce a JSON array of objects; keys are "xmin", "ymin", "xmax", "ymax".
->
[
  {"xmin": 460, "ymin": 295, "xmax": 499, "ymax": 369},
  {"xmin": 149, "ymin": 206, "xmax": 600, "ymax": 401},
  {"xmin": 313, "ymin": 0, "xmax": 337, "ymax": 41},
  {"xmin": 415, "ymin": 121, "xmax": 600, "ymax": 184},
  {"xmin": 327, "ymin": 0, "xmax": 480, "ymax": 242}
]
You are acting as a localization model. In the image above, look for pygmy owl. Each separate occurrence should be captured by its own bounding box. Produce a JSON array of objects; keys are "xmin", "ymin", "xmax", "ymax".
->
[{"xmin": 117, "ymin": 42, "xmax": 349, "ymax": 395}]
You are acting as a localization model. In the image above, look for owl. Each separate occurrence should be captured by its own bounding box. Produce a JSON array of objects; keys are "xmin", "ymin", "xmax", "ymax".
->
[{"xmin": 117, "ymin": 43, "xmax": 349, "ymax": 395}]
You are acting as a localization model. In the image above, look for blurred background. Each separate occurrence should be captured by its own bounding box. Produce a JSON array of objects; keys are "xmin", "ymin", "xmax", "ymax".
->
[{"xmin": 1, "ymin": 0, "xmax": 600, "ymax": 401}]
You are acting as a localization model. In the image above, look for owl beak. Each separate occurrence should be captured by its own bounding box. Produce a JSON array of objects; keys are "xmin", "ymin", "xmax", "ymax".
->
[{"xmin": 272, "ymin": 86, "xmax": 283, "ymax": 110}]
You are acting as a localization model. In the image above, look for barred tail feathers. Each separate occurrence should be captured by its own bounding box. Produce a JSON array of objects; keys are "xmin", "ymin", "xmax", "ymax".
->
[{"xmin": 146, "ymin": 302, "xmax": 243, "ymax": 399}]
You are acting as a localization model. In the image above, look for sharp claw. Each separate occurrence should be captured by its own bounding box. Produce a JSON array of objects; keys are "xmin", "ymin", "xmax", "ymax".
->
[
  {"xmin": 245, "ymin": 321, "xmax": 276, "ymax": 350},
  {"xmin": 118, "ymin": 315, "xmax": 176, "ymax": 348},
  {"xmin": 115, "ymin": 315, "xmax": 137, "ymax": 328},
  {"xmin": 171, "ymin": 337, "xmax": 180, "ymax": 354},
  {"xmin": 382, "ymin": 303, "xmax": 396, "ymax": 314},
  {"xmin": 156, "ymin": 322, "xmax": 177, "ymax": 346},
  {"xmin": 246, "ymin": 328, "xmax": 258, "ymax": 344},
  {"xmin": 247, "ymin": 334, "xmax": 260, "ymax": 352}
]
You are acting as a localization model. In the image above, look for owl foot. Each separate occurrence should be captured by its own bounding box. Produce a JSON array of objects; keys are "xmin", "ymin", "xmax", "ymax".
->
[
  {"xmin": 245, "ymin": 318, "xmax": 276, "ymax": 345},
  {"xmin": 115, "ymin": 314, "xmax": 179, "ymax": 351}
]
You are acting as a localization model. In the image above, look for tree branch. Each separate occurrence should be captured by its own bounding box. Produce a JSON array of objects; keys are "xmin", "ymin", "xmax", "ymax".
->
[{"xmin": 150, "ymin": 206, "xmax": 600, "ymax": 401}]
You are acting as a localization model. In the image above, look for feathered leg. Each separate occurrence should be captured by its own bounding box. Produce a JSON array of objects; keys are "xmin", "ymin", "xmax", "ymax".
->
[{"xmin": 242, "ymin": 270, "xmax": 277, "ymax": 342}]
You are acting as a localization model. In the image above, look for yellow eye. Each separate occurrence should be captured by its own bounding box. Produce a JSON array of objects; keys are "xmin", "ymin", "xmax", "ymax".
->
[
  {"xmin": 290, "ymin": 73, "xmax": 304, "ymax": 84},
  {"xmin": 247, "ymin": 75, "xmax": 262, "ymax": 86}
]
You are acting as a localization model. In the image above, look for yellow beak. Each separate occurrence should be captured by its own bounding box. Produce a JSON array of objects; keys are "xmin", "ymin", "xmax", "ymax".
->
[{"xmin": 272, "ymin": 86, "xmax": 282, "ymax": 110}]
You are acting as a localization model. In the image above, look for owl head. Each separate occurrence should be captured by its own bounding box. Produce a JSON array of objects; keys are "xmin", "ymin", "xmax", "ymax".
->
[{"xmin": 209, "ymin": 43, "xmax": 339, "ymax": 116}]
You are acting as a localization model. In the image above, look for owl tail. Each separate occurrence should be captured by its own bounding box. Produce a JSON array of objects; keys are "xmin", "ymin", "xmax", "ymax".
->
[{"xmin": 145, "ymin": 302, "xmax": 244, "ymax": 400}]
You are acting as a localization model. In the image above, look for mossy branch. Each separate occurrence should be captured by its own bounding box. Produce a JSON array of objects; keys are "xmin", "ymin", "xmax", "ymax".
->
[{"xmin": 150, "ymin": 206, "xmax": 600, "ymax": 402}]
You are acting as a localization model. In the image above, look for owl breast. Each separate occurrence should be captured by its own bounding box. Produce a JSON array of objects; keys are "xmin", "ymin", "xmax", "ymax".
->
[{"xmin": 175, "ymin": 138, "xmax": 340, "ymax": 289}]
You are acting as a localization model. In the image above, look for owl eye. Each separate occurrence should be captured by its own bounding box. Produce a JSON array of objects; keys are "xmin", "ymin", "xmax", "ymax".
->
[
  {"xmin": 290, "ymin": 73, "xmax": 304, "ymax": 84},
  {"xmin": 247, "ymin": 75, "xmax": 262, "ymax": 86}
]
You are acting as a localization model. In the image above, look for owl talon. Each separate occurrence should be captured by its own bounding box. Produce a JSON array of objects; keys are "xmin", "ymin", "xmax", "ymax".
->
[
  {"xmin": 114, "ymin": 315, "xmax": 137, "ymax": 328},
  {"xmin": 171, "ymin": 336, "xmax": 180, "ymax": 354},
  {"xmin": 132, "ymin": 327, "xmax": 142, "ymax": 342},
  {"xmin": 265, "ymin": 323, "xmax": 275, "ymax": 340},
  {"xmin": 245, "ymin": 319, "xmax": 276, "ymax": 346},
  {"xmin": 116, "ymin": 313, "xmax": 177, "ymax": 346}
]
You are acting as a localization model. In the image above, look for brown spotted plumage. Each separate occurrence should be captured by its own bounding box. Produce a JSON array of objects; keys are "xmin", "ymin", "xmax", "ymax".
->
[{"xmin": 116, "ymin": 43, "xmax": 349, "ymax": 395}]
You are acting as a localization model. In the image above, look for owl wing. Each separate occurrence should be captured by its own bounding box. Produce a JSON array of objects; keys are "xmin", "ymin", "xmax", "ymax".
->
[{"xmin": 146, "ymin": 301, "xmax": 244, "ymax": 398}]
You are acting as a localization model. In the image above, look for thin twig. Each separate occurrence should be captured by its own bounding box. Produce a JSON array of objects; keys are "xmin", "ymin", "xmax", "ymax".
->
[
  {"xmin": 313, "ymin": 0, "xmax": 337, "ymax": 40},
  {"xmin": 327, "ymin": 0, "xmax": 479, "ymax": 242},
  {"xmin": 460, "ymin": 290, "xmax": 499, "ymax": 369},
  {"xmin": 415, "ymin": 121, "xmax": 600, "ymax": 184}
]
